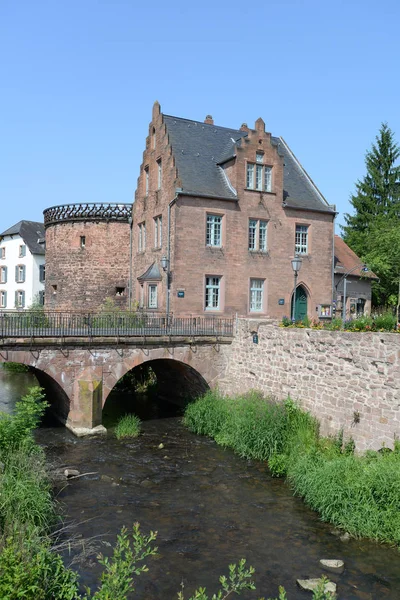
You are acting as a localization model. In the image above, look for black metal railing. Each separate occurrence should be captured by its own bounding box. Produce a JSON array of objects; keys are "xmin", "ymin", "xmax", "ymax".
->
[
  {"xmin": 0, "ymin": 312, "xmax": 234, "ymax": 339},
  {"xmin": 44, "ymin": 203, "xmax": 132, "ymax": 226}
]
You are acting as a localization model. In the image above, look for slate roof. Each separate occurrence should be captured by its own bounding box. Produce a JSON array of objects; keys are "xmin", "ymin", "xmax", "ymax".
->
[
  {"xmin": 0, "ymin": 220, "xmax": 45, "ymax": 255},
  {"xmin": 163, "ymin": 114, "xmax": 335, "ymax": 214},
  {"xmin": 137, "ymin": 262, "xmax": 162, "ymax": 282},
  {"xmin": 334, "ymin": 235, "xmax": 378, "ymax": 280}
]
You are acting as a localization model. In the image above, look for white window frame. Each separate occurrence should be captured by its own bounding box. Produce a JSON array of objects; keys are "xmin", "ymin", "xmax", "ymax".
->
[
  {"xmin": 15, "ymin": 290, "xmax": 25, "ymax": 308},
  {"xmin": 0, "ymin": 266, "xmax": 7, "ymax": 283},
  {"xmin": 148, "ymin": 284, "xmax": 158, "ymax": 309},
  {"xmin": 246, "ymin": 161, "xmax": 272, "ymax": 192},
  {"xmin": 248, "ymin": 219, "xmax": 268, "ymax": 252},
  {"xmin": 0, "ymin": 290, "xmax": 6, "ymax": 308},
  {"xmin": 157, "ymin": 159, "xmax": 162, "ymax": 190},
  {"xmin": 295, "ymin": 225, "xmax": 309, "ymax": 254},
  {"xmin": 154, "ymin": 215, "xmax": 162, "ymax": 248},
  {"xmin": 0, "ymin": 247, "xmax": 5, "ymax": 259},
  {"xmin": 205, "ymin": 276, "xmax": 221, "ymax": 310},
  {"xmin": 250, "ymin": 279, "xmax": 264, "ymax": 312},
  {"xmin": 16, "ymin": 265, "xmax": 25, "ymax": 283},
  {"xmin": 18, "ymin": 244, "xmax": 26, "ymax": 257},
  {"xmin": 138, "ymin": 222, "xmax": 146, "ymax": 252},
  {"xmin": 206, "ymin": 214, "xmax": 222, "ymax": 247}
]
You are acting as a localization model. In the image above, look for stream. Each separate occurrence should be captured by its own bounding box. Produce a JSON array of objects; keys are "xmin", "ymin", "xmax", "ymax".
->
[{"xmin": 1, "ymin": 366, "xmax": 399, "ymax": 599}]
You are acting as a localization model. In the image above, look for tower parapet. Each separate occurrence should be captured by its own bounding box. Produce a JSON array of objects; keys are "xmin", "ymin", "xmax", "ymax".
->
[{"xmin": 44, "ymin": 202, "xmax": 133, "ymax": 311}]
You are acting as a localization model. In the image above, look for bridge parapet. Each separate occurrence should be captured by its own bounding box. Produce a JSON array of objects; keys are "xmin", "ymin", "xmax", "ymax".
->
[{"xmin": 0, "ymin": 312, "xmax": 234, "ymax": 339}]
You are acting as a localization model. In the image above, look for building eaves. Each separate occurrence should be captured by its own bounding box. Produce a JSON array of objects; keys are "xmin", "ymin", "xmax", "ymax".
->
[{"xmin": 0, "ymin": 220, "xmax": 45, "ymax": 255}]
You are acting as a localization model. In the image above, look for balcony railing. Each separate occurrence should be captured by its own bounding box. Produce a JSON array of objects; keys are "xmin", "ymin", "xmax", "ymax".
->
[{"xmin": 0, "ymin": 312, "xmax": 234, "ymax": 339}]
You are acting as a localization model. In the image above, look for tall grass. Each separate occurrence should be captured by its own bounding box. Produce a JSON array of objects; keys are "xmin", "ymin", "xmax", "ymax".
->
[
  {"xmin": 184, "ymin": 390, "xmax": 400, "ymax": 547},
  {"xmin": 115, "ymin": 414, "xmax": 141, "ymax": 439}
]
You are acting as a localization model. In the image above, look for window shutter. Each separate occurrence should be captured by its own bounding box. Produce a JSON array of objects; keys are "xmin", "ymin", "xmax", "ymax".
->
[
  {"xmin": 22, "ymin": 246, "xmax": 26, "ymax": 257},
  {"xmin": 21, "ymin": 291, "xmax": 25, "ymax": 308},
  {"xmin": 22, "ymin": 265, "xmax": 26, "ymax": 282},
  {"xmin": 15, "ymin": 291, "xmax": 18, "ymax": 307},
  {"xmin": 4, "ymin": 291, "xmax": 6, "ymax": 308},
  {"xmin": 39, "ymin": 264, "xmax": 45, "ymax": 282},
  {"xmin": 15, "ymin": 266, "xmax": 18, "ymax": 282},
  {"xmin": 4, "ymin": 266, "xmax": 7, "ymax": 283}
]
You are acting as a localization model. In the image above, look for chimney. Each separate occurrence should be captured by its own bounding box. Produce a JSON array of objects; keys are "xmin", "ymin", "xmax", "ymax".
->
[
  {"xmin": 204, "ymin": 115, "xmax": 214, "ymax": 125},
  {"xmin": 240, "ymin": 123, "xmax": 249, "ymax": 132}
]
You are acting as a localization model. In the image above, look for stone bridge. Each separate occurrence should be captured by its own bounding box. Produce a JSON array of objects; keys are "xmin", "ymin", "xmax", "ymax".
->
[
  {"xmin": 0, "ymin": 335, "xmax": 231, "ymax": 435},
  {"xmin": 0, "ymin": 313, "xmax": 233, "ymax": 434}
]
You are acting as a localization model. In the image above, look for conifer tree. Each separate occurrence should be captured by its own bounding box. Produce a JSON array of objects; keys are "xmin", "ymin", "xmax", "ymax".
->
[{"xmin": 342, "ymin": 123, "xmax": 400, "ymax": 257}]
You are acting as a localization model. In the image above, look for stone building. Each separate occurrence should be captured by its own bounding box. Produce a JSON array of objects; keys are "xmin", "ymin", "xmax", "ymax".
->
[
  {"xmin": 334, "ymin": 235, "xmax": 378, "ymax": 317},
  {"xmin": 43, "ymin": 203, "xmax": 132, "ymax": 311},
  {"xmin": 132, "ymin": 101, "xmax": 336, "ymax": 319}
]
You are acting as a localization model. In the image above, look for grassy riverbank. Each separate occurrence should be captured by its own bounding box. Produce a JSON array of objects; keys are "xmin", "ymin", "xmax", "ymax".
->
[{"xmin": 184, "ymin": 390, "xmax": 400, "ymax": 547}]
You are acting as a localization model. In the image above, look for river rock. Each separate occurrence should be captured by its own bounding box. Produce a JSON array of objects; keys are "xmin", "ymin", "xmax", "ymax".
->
[
  {"xmin": 64, "ymin": 468, "xmax": 80, "ymax": 478},
  {"xmin": 320, "ymin": 559, "xmax": 345, "ymax": 573},
  {"xmin": 158, "ymin": 443, "xmax": 164, "ymax": 449},
  {"xmin": 339, "ymin": 532, "xmax": 351, "ymax": 542},
  {"xmin": 297, "ymin": 579, "xmax": 337, "ymax": 594}
]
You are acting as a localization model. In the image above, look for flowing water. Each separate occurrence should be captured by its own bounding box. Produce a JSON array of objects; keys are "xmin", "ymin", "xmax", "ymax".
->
[{"xmin": 1, "ymin": 366, "xmax": 399, "ymax": 599}]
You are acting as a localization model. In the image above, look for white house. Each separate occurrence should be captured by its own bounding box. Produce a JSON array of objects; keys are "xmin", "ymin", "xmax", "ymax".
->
[{"xmin": 0, "ymin": 220, "xmax": 45, "ymax": 310}]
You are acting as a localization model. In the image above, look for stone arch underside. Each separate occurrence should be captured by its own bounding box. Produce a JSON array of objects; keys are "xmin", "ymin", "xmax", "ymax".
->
[
  {"xmin": 102, "ymin": 345, "xmax": 226, "ymax": 408},
  {"xmin": 0, "ymin": 351, "xmax": 71, "ymax": 425}
]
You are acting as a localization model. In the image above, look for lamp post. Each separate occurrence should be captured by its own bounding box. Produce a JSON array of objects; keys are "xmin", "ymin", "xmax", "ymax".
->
[
  {"xmin": 291, "ymin": 254, "xmax": 303, "ymax": 322},
  {"xmin": 161, "ymin": 255, "xmax": 170, "ymax": 321}
]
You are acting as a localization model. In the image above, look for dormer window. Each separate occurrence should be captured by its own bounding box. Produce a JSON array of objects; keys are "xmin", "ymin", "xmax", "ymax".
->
[{"xmin": 246, "ymin": 159, "xmax": 272, "ymax": 193}]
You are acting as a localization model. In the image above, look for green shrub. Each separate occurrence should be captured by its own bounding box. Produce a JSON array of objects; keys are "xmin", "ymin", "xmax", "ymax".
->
[
  {"xmin": 0, "ymin": 530, "xmax": 79, "ymax": 600},
  {"xmin": 1, "ymin": 362, "xmax": 30, "ymax": 372},
  {"xmin": 0, "ymin": 387, "xmax": 48, "ymax": 454},
  {"xmin": 114, "ymin": 414, "xmax": 141, "ymax": 439}
]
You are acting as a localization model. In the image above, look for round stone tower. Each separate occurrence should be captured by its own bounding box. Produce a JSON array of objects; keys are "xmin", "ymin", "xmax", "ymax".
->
[{"xmin": 43, "ymin": 203, "xmax": 133, "ymax": 311}]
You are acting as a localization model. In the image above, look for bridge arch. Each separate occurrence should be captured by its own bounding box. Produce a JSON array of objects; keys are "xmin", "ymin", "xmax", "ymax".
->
[
  {"xmin": 0, "ymin": 351, "xmax": 70, "ymax": 424},
  {"xmin": 0, "ymin": 342, "xmax": 228, "ymax": 433}
]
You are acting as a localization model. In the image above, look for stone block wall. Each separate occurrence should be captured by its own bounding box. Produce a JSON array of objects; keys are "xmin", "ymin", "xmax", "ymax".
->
[{"xmin": 219, "ymin": 319, "xmax": 400, "ymax": 452}]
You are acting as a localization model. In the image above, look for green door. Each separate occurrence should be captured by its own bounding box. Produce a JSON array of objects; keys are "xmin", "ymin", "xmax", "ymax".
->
[{"xmin": 291, "ymin": 285, "xmax": 308, "ymax": 321}]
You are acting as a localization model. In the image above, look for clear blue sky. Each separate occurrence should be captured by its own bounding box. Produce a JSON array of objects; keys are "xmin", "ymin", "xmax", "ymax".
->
[{"xmin": 1, "ymin": 0, "xmax": 399, "ymax": 232}]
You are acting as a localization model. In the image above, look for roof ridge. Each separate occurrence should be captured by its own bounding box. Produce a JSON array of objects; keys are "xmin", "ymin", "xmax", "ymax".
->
[{"xmin": 163, "ymin": 114, "xmax": 244, "ymax": 135}]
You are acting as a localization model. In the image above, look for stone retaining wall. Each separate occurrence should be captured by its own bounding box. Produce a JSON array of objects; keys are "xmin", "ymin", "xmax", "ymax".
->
[{"xmin": 220, "ymin": 319, "xmax": 400, "ymax": 451}]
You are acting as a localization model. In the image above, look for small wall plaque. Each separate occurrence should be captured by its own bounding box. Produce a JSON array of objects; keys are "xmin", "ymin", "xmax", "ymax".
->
[
  {"xmin": 177, "ymin": 290, "xmax": 185, "ymax": 298},
  {"xmin": 252, "ymin": 333, "xmax": 259, "ymax": 344},
  {"xmin": 278, "ymin": 298, "xmax": 285, "ymax": 305}
]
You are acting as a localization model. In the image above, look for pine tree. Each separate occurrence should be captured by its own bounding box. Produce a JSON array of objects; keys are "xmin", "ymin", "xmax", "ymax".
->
[{"xmin": 342, "ymin": 123, "xmax": 400, "ymax": 257}]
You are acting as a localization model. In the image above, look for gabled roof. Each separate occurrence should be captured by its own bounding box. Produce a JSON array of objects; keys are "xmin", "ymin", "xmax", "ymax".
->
[
  {"xmin": 0, "ymin": 220, "xmax": 45, "ymax": 255},
  {"xmin": 163, "ymin": 115, "xmax": 245, "ymax": 200},
  {"xmin": 162, "ymin": 114, "xmax": 335, "ymax": 214},
  {"xmin": 137, "ymin": 262, "xmax": 162, "ymax": 283},
  {"xmin": 334, "ymin": 235, "xmax": 378, "ymax": 280}
]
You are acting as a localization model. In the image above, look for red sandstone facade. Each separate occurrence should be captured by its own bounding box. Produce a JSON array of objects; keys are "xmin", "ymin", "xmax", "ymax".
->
[
  {"xmin": 132, "ymin": 102, "xmax": 335, "ymax": 319},
  {"xmin": 44, "ymin": 204, "xmax": 132, "ymax": 311}
]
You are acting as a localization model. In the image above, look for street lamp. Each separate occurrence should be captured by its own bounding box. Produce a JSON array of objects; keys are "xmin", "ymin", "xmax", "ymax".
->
[
  {"xmin": 161, "ymin": 255, "xmax": 171, "ymax": 319},
  {"xmin": 291, "ymin": 254, "xmax": 303, "ymax": 322}
]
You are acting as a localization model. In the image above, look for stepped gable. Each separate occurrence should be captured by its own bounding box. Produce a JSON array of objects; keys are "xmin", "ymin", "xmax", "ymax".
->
[{"xmin": 163, "ymin": 114, "xmax": 335, "ymax": 214}]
